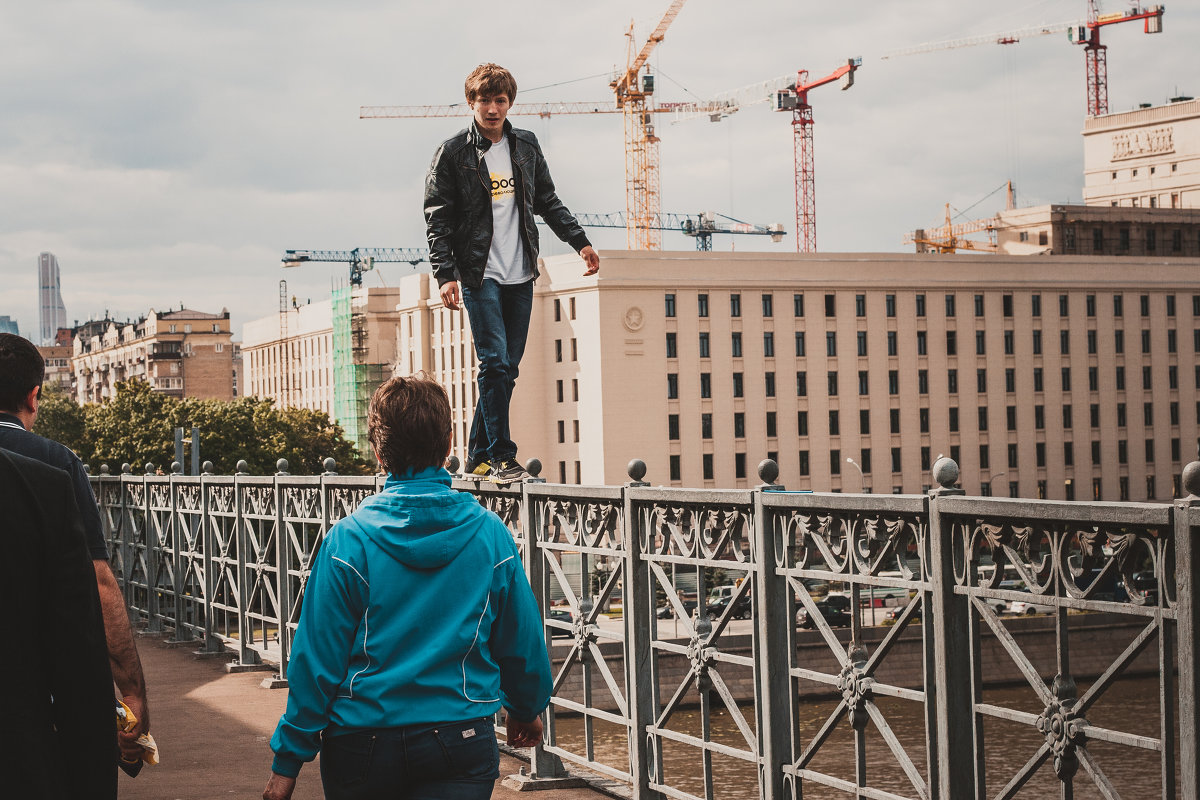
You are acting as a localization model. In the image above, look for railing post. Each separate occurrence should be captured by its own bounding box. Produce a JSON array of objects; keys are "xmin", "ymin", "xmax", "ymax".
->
[
  {"xmin": 234, "ymin": 460, "xmax": 260, "ymax": 667},
  {"xmin": 623, "ymin": 461, "xmax": 661, "ymax": 800},
  {"xmin": 753, "ymin": 466, "xmax": 793, "ymax": 800},
  {"xmin": 1176, "ymin": 461, "xmax": 1200, "ymax": 800},
  {"xmin": 170, "ymin": 466, "xmax": 190, "ymax": 641},
  {"xmin": 120, "ymin": 465, "xmax": 133, "ymax": 604},
  {"xmin": 522, "ymin": 481, "xmax": 562, "ymax": 781},
  {"xmin": 927, "ymin": 457, "xmax": 975, "ymax": 800},
  {"xmin": 199, "ymin": 463, "xmax": 223, "ymax": 654},
  {"xmin": 144, "ymin": 465, "xmax": 163, "ymax": 633},
  {"xmin": 270, "ymin": 460, "xmax": 291, "ymax": 688}
]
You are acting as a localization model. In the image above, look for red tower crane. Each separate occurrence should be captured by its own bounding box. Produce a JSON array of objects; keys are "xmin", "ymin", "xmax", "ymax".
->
[{"xmin": 773, "ymin": 58, "xmax": 861, "ymax": 253}]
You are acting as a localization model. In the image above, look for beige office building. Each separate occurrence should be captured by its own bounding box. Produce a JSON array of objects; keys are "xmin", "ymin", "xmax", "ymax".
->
[
  {"xmin": 386, "ymin": 250, "xmax": 1199, "ymax": 500},
  {"xmin": 1083, "ymin": 97, "xmax": 1200, "ymax": 209},
  {"xmin": 73, "ymin": 309, "xmax": 235, "ymax": 404}
]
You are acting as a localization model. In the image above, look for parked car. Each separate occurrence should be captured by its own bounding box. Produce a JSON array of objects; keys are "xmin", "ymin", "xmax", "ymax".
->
[
  {"xmin": 656, "ymin": 596, "xmax": 699, "ymax": 619},
  {"xmin": 796, "ymin": 600, "xmax": 851, "ymax": 629},
  {"xmin": 709, "ymin": 592, "xmax": 752, "ymax": 620},
  {"xmin": 548, "ymin": 607, "xmax": 574, "ymax": 637}
]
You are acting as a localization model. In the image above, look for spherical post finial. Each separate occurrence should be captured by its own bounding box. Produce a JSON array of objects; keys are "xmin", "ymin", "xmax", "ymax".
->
[
  {"xmin": 276, "ymin": 458, "xmax": 289, "ymax": 475},
  {"xmin": 932, "ymin": 456, "xmax": 960, "ymax": 490},
  {"xmin": 445, "ymin": 455, "xmax": 460, "ymax": 474},
  {"xmin": 201, "ymin": 461, "xmax": 214, "ymax": 475},
  {"xmin": 100, "ymin": 464, "xmax": 110, "ymax": 475},
  {"xmin": 144, "ymin": 462, "xmax": 155, "ymax": 475},
  {"xmin": 121, "ymin": 463, "xmax": 132, "ymax": 475},
  {"xmin": 627, "ymin": 459, "xmax": 648, "ymax": 486},
  {"xmin": 323, "ymin": 457, "xmax": 337, "ymax": 475},
  {"xmin": 235, "ymin": 459, "xmax": 249, "ymax": 475},
  {"xmin": 1183, "ymin": 460, "xmax": 1200, "ymax": 498},
  {"xmin": 525, "ymin": 458, "xmax": 542, "ymax": 478},
  {"xmin": 170, "ymin": 461, "xmax": 183, "ymax": 474},
  {"xmin": 758, "ymin": 459, "xmax": 780, "ymax": 486}
]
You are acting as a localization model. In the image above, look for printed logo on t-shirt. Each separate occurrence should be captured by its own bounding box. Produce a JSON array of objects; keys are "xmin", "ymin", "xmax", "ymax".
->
[{"xmin": 490, "ymin": 173, "xmax": 515, "ymax": 201}]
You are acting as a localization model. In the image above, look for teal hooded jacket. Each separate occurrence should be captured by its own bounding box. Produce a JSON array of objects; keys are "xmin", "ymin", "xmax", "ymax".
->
[{"xmin": 270, "ymin": 466, "xmax": 552, "ymax": 778}]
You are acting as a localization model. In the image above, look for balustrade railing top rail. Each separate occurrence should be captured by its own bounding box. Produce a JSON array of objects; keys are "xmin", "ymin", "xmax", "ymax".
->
[{"xmin": 91, "ymin": 458, "xmax": 1200, "ymax": 800}]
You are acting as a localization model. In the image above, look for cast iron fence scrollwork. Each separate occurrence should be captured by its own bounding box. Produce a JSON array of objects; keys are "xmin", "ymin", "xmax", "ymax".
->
[{"xmin": 88, "ymin": 459, "xmax": 1200, "ymax": 800}]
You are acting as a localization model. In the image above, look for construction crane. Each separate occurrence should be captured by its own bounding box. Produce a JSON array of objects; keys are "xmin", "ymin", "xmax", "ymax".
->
[
  {"xmin": 883, "ymin": 3, "xmax": 1165, "ymax": 117},
  {"xmin": 903, "ymin": 182, "xmax": 1014, "ymax": 254},
  {"xmin": 776, "ymin": 58, "xmax": 862, "ymax": 253},
  {"xmin": 361, "ymin": 1, "xmax": 695, "ymax": 252},
  {"xmin": 281, "ymin": 247, "xmax": 429, "ymax": 287},
  {"xmin": 554, "ymin": 211, "xmax": 786, "ymax": 250}
]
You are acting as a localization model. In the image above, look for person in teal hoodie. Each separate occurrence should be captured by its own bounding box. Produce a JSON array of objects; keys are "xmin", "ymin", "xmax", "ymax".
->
[{"xmin": 263, "ymin": 374, "xmax": 552, "ymax": 800}]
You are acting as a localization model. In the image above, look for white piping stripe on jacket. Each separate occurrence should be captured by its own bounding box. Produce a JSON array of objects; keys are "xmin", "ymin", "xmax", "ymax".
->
[
  {"xmin": 463, "ymin": 554, "xmax": 515, "ymax": 703},
  {"xmin": 332, "ymin": 556, "xmax": 370, "ymax": 698}
]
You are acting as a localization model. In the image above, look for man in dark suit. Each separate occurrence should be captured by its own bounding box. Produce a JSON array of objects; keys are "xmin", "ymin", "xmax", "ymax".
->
[
  {"xmin": 0, "ymin": 332, "xmax": 149, "ymax": 758},
  {"xmin": 0, "ymin": 448, "xmax": 117, "ymax": 798}
]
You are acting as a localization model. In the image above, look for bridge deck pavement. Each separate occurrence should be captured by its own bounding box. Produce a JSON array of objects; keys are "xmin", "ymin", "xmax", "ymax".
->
[{"xmin": 120, "ymin": 635, "xmax": 607, "ymax": 799}]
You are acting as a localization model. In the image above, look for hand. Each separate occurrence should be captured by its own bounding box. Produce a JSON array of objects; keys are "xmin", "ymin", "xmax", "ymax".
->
[
  {"xmin": 506, "ymin": 714, "xmax": 544, "ymax": 748},
  {"xmin": 118, "ymin": 694, "xmax": 148, "ymax": 761},
  {"xmin": 440, "ymin": 280, "xmax": 462, "ymax": 311},
  {"xmin": 263, "ymin": 773, "xmax": 297, "ymax": 800},
  {"xmin": 579, "ymin": 246, "xmax": 600, "ymax": 276}
]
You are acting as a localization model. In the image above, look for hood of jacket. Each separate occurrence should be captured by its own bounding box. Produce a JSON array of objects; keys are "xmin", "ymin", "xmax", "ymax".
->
[{"xmin": 346, "ymin": 465, "xmax": 483, "ymax": 570}]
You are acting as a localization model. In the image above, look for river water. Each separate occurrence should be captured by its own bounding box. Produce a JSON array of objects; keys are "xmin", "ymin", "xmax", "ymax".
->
[{"xmin": 549, "ymin": 676, "xmax": 1180, "ymax": 799}]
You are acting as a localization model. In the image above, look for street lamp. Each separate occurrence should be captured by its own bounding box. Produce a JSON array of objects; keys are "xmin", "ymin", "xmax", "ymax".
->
[
  {"xmin": 845, "ymin": 456, "xmax": 869, "ymax": 493},
  {"xmin": 983, "ymin": 471, "xmax": 1006, "ymax": 497}
]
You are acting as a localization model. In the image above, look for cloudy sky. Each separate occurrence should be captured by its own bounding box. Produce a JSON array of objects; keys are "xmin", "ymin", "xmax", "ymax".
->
[{"xmin": 1, "ymin": 0, "xmax": 1195, "ymax": 341}]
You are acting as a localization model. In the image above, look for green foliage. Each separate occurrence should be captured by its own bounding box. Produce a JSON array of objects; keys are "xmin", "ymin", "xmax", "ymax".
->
[{"xmin": 34, "ymin": 379, "xmax": 371, "ymax": 475}]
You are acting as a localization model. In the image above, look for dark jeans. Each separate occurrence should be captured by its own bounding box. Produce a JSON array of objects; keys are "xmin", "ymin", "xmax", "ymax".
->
[
  {"xmin": 461, "ymin": 278, "xmax": 534, "ymax": 465},
  {"xmin": 320, "ymin": 719, "xmax": 500, "ymax": 800}
]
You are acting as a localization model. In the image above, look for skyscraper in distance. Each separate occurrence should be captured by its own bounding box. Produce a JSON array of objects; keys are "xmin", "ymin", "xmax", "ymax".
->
[{"xmin": 39, "ymin": 252, "xmax": 67, "ymax": 346}]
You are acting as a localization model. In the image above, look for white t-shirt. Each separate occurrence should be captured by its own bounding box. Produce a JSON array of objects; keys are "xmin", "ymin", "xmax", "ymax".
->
[{"xmin": 482, "ymin": 136, "xmax": 531, "ymax": 284}]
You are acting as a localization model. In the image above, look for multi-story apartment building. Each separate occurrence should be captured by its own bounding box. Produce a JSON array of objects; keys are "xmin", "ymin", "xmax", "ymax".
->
[
  {"xmin": 73, "ymin": 308, "xmax": 234, "ymax": 404},
  {"xmin": 388, "ymin": 250, "xmax": 1199, "ymax": 500},
  {"xmin": 37, "ymin": 345, "xmax": 74, "ymax": 393}
]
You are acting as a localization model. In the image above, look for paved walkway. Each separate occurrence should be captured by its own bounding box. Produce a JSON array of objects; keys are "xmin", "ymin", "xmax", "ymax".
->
[{"xmin": 120, "ymin": 635, "xmax": 607, "ymax": 800}]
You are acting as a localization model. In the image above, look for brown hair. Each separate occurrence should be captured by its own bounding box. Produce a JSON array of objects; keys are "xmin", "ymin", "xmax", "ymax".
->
[
  {"xmin": 464, "ymin": 63, "xmax": 518, "ymax": 104},
  {"xmin": 367, "ymin": 373, "xmax": 452, "ymax": 476},
  {"xmin": 0, "ymin": 333, "xmax": 44, "ymax": 413}
]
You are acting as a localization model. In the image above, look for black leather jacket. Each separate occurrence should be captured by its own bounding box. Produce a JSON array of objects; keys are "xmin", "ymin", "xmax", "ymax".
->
[{"xmin": 424, "ymin": 119, "xmax": 591, "ymax": 289}]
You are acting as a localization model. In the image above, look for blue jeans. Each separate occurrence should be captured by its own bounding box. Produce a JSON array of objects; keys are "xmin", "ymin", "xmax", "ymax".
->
[
  {"xmin": 461, "ymin": 279, "xmax": 534, "ymax": 465},
  {"xmin": 320, "ymin": 719, "xmax": 500, "ymax": 800}
]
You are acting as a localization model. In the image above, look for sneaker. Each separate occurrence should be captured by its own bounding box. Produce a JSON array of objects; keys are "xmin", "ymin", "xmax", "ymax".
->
[
  {"xmin": 465, "ymin": 459, "xmax": 494, "ymax": 480},
  {"xmin": 489, "ymin": 459, "xmax": 530, "ymax": 486}
]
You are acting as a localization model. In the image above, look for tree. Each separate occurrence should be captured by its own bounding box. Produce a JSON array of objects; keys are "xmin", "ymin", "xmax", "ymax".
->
[{"xmin": 33, "ymin": 386, "xmax": 92, "ymax": 463}]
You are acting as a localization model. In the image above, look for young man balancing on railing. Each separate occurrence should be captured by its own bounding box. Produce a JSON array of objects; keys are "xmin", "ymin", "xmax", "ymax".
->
[
  {"xmin": 425, "ymin": 63, "xmax": 599, "ymax": 485},
  {"xmin": 264, "ymin": 374, "xmax": 552, "ymax": 800}
]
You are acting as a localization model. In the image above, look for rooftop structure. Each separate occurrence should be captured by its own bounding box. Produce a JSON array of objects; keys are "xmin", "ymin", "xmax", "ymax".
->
[
  {"xmin": 38, "ymin": 252, "xmax": 67, "ymax": 346},
  {"xmin": 1083, "ymin": 96, "xmax": 1200, "ymax": 209}
]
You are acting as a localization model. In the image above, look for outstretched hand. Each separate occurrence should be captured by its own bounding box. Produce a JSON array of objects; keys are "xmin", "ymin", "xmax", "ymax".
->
[
  {"xmin": 579, "ymin": 246, "xmax": 599, "ymax": 276},
  {"xmin": 506, "ymin": 714, "xmax": 544, "ymax": 748}
]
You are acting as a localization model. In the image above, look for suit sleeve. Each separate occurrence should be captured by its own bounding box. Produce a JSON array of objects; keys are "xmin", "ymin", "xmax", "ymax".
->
[
  {"xmin": 489, "ymin": 536, "xmax": 552, "ymax": 722},
  {"xmin": 424, "ymin": 143, "xmax": 462, "ymax": 288},
  {"xmin": 43, "ymin": 475, "xmax": 118, "ymax": 799}
]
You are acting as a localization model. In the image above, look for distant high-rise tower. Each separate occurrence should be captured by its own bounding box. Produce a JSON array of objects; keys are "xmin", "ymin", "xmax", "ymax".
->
[{"xmin": 38, "ymin": 252, "xmax": 67, "ymax": 346}]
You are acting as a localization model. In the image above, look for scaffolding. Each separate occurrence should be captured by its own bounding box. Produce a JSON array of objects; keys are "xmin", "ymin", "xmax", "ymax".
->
[{"xmin": 331, "ymin": 286, "xmax": 387, "ymax": 453}]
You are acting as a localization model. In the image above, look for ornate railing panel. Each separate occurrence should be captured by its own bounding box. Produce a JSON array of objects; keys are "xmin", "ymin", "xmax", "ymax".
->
[{"xmin": 87, "ymin": 460, "xmax": 1200, "ymax": 800}]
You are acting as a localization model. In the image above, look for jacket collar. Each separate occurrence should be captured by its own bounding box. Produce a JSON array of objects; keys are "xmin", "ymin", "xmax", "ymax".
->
[
  {"xmin": 0, "ymin": 411, "xmax": 26, "ymax": 430},
  {"xmin": 467, "ymin": 118, "xmax": 513, "ymax": 153}
]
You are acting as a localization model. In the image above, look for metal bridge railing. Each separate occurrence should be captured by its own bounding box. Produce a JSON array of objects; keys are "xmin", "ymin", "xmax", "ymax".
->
[{"xmin": 89, "ymin": 457, "xmax": 1200, "ymax": 800}]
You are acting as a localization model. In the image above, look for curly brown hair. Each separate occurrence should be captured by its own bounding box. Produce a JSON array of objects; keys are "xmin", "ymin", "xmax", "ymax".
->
[
  {"xmin": 464, "ymin": 63, "xmax": 517, "ymax": 104},
  {"xmin": 367, "ymin": 373, "xmax": 452, "ymax": 476}
]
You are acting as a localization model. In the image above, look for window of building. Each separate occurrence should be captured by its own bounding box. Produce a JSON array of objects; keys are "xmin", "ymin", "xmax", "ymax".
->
[
  {"xmin": 1002, "ymin": 295, "xmax": 1013, "ymax": 317},
  {"xmin": 858, "ymin": 370, "xmax": 869, "ymax": 395},
  {"xmin": 763, "ymin": 332, "xmax": 774, "ymax": 358},
  {"xmin": 1118, "ymin": 440, "xmax": 1128, "ymax": 464},
  {"xmin": 948, "ymin": 369, "xmax": 958, "ymax": 394},
  {"xmin": 1167, "ymin": 294, "xmax": 1177, "ymax": 316},
  {"xmin": 979, "ymin": 444, "xmax": 990, "ymax": 470},
  {"xmin": 978, "ymin": 405, "xmax": 988, "ymax": 431},
  {"xmin": 1170, "ymin": 401, "xmax": 1179, "ymax": 425},
  {"xmin": 572, "ymin": 379, "xmax": 579, "ymax": 401},
  {"xmin": 1091, "ymin": 441, "xmax": 1101, "ymax": 465},
  {"xmin": 825, "ymin": 294, "xmax": 836, "ymax": 317},
  {"xmin": 826, "ymin": 371, "xmax": 837, "ymax": 396},
  {"xmin": 795, "ymin": 371, "xmax": 806, "ymax": 396},
  {"xmin": 888, "ymin": 369, "xmax": 899, "ymax": 395},
  {"xmin": 1031, "ymin": 294, "xmax": 1042, "ymax": 317},
  {"xmin": 701, "ymin": 413, "xmax": 713, "ymax": 439},
  {"xmin": 829, "ymin": 410, "xmax": 840, "ymax": 436},
  {"xmin": 826, "ymin": 331, "xmax": 837, "ymax": 357},
  {"xmin": 1089, "ymin": 367, "xmax": 1099, "ymax": 392},
  {"xmin": 1168, "ymin": 329, "xmax": 1177, "ymax": 353},
  {"xmin": 1114, "ymin": 329, "xmax": 1124, "ymax": 354},
  {"xmin": 1061, "ymin": 367, "xmax": 1071, "ymax": 392},
  {"xmin": 698, "ymin": 332, "xmax": 710, "ymax": 359},
  {"xmin": 799, "ymin": 450, "xmax": 810, "ymax": 476},
  {"xmin": 793, "ymin": 293, "xmax": 804, "ymax": 317},
  {"xmin": 730, "ymin": 293, "xmax": 741, "ymax": 317},
  {"xmin": 665, "ymin": 333, "xmax": 676, "ymax": 359},
  {"xmin": 735, "ymin": 453, "xmax": 746, "ymax": 480},
  {"xmin": 665, "ymin": 294, "xmax": 676, "ymax": 317},
  {"xmin": 1006, "ymin": 405, "xmax": 1017, "ymax": 430},
  {"xmin": 795, "ymin": 331, "xmax": 805, "ymax": 357},
  {"xmin": 1117, "ymin": 402, "xmax": 1127, "ymax": 428},
  {"xmin": 946, "ymin": 294, "xmax": 957, "ymax": 316},
  {"xmin": 668, "ymin": 415, "xmax": 679, "ymax": 439},
  {"xmin": 703, "ymin": 454, "xmax": 714, "ymax": 481},
  {"xmin": 731, "ymin": 332, "xmax": 742, "ymax": 358},
  {"xmin": 798, "ymin": 411, "xmax": 808, "ymax": 436},
  {"xmin": 976, "ymin": 331, "xmax": 986, "ymax": 355},
  {"xmin": 765, "ymin": 372, "xmax": 776, "ymax": 397},
  {"xmin": 890, "ymin": 408, "xmax": 901, "ymax": 433},
  {"xmin": 762, "ymin": 294, "xmax": 774, "ymax": 317},
  {"xmin": 915, "ymin": 293, "xmax": 926, "ymax": 317},
  {"xmin": 976, "ymin": 368, "xmax": 987, "ymax": 393},
  {"xmin": 891, "ymin": 447, "xmax": 902, "ymax": 473},
  {"xmin": 1140, "ymin": 294, "xmax": 1150, "ymax": 316},
  {"xmin": 1145, "ymin": 438, "xmax": 1155, "ymax": 462},
  {"xmin": 974, "ymin": 294, "xmax": 985, "ymax": 316},
  {"xmin": 1033, "ymin": 367, "xmax": 1043, "ymax": 392},
  {"xmin": 918, "ymin": 369, "xmax": 929, "ymax": 394},
  {"xmin": 917, "ymin": 330, "xmax": 927, "ymax": 356},
  {"xmin": 698, "ymin": 293, "xmax": 709, "ymax": 317},
  {"xmin": 949, "ymin": 406, "xmax": 959, "ymax": 432},
  {"xmin": 859, "ymin": 409, "xmax": 870, "ymax": 435},
  {"xmin": 921, "ymin": 447, "xmax": 932, "ymax": 471},
  {"xmin": 1142, "ymin": 365, "xmax": 1153, "ymax": 390},
  {"xmin": 1005, "ymin": 368, "xmax": 1016, "ymax": 393},
  {"xmin": 831, "ymin": 450, "xmax": 842, "ymax": 475},
  {"xmin": 857, "ymin": 331, "xmax": 868, "ymax": 357},
  {"xmin": 1035, "ymin": 405, "xmax": 1045, "ymax": 429},
  {"xmin": 700, "ymin": 373, "xmax": 712, "ymax": 398},
  {"xmin": 855, "ymin": 294, "xmax": 866, "ymax": 317},
  {"xmin": 733, "ymin": 372, "xmax": 744, "ymax": 397},
  {"xmin": 1168, "ymin": 365, "xmax": 1178, "ymax": 390},
  {"xmin": 556, "ymin": 380, "xmax": 564, "ymax": 403},
  {"xmin": 734, "ymin": 412, "xmax": 745, "ymax": 438},
  {"xmin": 885, "ymin": 294, "xmax": 896, "ymax": 317},
  {"xmin": 1007, "ymin": 443, "xmax": 1019, "ymax": 469},
  {"xmin": 1064, "ymin": 442, "xmax": 1074, "ymax": 466},
  {"xmin": 667, "ymin": 373, "xmax": 678, "ymax": 399},
  {"xmin": 571, "ymin": 339, "xmax": 577, "ymax": 361},
  {"xmin": 1063, "ymin": 404, "xmax": 1072, "ymax": 428},
  {"xmin": 553, "ymin": 298, "xmax": 562, "ymax": 322},
  {"xmin": 670, "ymin": 455, "xmax": 681, "ymax": 482},
  {"xmin": 887, "ymin": 331, "xmax": 898, "ymax": 356},
  {"xmin": 766, "ymin": 411, "xmax": 776, "ymax": 438},
  {"xmin": 1003, "ymin": 330, "xmax": 1014, "ymax": 355},
  {"xmin": 1036, "ymin": 442, "xmax": 1046, "ymax": 468}
]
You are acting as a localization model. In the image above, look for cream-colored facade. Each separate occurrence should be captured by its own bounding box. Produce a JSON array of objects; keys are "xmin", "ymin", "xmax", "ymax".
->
[
  {"xmin": 73, "ymin": 309, "xmax": 234, "ymax": 404},
  {"xmin": 993, "ymin": 204, "xmax": 1200, "ymax": 257},
  {"xmin": 1083, "ymin": 97, "xmax": 1200, "ymax": 209},
  {"xmin": 242, "ymin": 287, "xmax": 409, "ymax": 415},
  {"xmin": 37, "ymin": 345, "xmax": 73, "ymax": 393},
  {"xmin": 390, "ymin": 251, "xmax": 1199, "ymax": 501}
]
